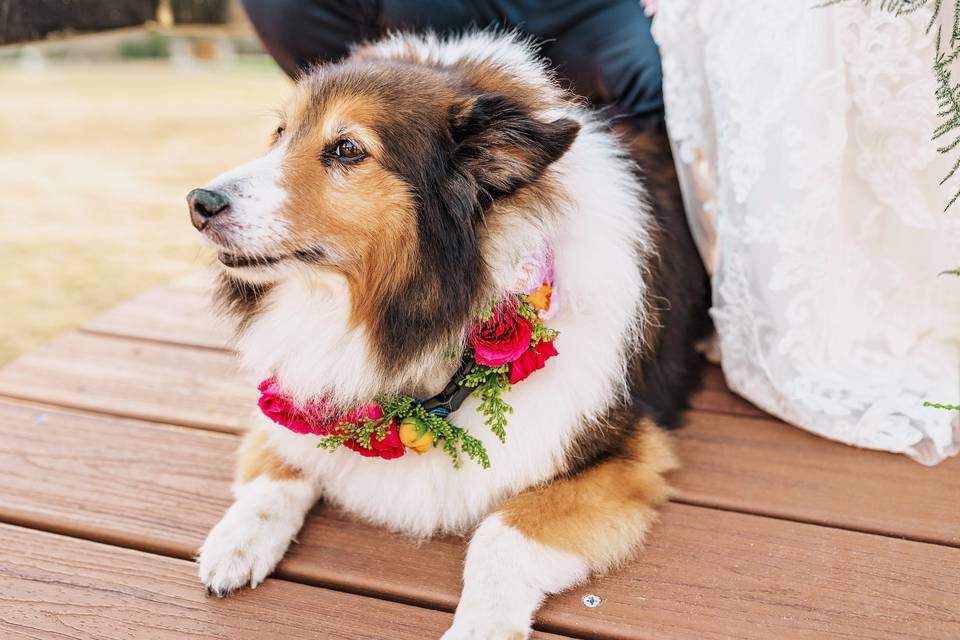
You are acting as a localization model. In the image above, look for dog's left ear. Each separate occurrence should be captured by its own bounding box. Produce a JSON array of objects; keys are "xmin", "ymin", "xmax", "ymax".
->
[{"xmin": 451, "ymin": 93, "xmax": 580, "ymax": 200}]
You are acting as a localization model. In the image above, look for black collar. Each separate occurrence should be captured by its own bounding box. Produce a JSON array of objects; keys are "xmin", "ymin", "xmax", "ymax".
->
[{"xmin": 418, "ymin": 355, "xmax": 475, "ymax": 418}]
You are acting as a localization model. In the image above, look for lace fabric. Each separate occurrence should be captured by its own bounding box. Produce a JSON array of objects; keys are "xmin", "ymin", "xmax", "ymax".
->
[{"xmin": 653, "ymin": 1, "xmax": 960, "ymax": 464}]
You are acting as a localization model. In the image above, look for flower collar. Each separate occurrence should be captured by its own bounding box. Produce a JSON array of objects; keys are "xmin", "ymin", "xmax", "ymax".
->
[{"xmin": 257, "ymin": 248, "xmax": 559, "ymax": 469}]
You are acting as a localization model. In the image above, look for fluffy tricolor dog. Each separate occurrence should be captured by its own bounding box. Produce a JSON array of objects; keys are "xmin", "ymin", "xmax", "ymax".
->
[{"xmin": 188, "ymin": 32, "xmax": 709, "ymax": 639}]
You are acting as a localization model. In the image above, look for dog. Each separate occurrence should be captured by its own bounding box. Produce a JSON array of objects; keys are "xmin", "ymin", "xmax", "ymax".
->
[{"xmin": 187, "ymin": 31, "xmax": 710, "ymax": 639}]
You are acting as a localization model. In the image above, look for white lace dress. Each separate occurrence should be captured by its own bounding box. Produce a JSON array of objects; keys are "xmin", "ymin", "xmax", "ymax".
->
[{"xmin": 652, "ymin": 1, "xmax": 960, "ymax": 464}]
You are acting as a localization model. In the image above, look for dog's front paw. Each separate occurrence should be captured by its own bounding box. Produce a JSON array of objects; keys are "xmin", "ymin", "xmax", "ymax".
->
[
  {"xmin": 441, "ymin": 611, "xmax": 530, "ymax": 640},
  {"xmin": 198, "ymin": 501, "xmax": 296, "ymax": 596}
]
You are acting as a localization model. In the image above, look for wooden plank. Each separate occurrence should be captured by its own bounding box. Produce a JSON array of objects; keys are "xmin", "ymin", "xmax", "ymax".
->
[
  {"xmin": 0, "ymin": 400, "xmax": 234, "ymax": 555},
  {"xmin": 3, "ymin": 331, "xmax": 956, "ymax": 546},
  {"xmin": 688, "ymin": 365, "xmax": 767, "ymax": 418},
  {"xmin": 285, "ymin": 503, "xmax": 960, "ymax": 640},
  {"xmin": 0, "ymin": 400, "xmax": 957, "ymax": 640},
  {"xmin": 284, "ymin": 503, "xmax": 960, "ymax": 640},
  {"xmin": 0, "ymin": 331, "xmax": 252, "ymax": 433},
  {"xmin": 166, "ymin": 268, "xmax": 220, "ymax": 293},
  {"xmin": 672, "ymin": 410, "xmax": 960, "ymax": 546},
  {"xmin": 0, "ymin": 524, "xmax": 569, "ymax": 640},
  {"xmin": 688, "ymin": 385, "xmax": 767, "ymax": 418},
  {"xmin": 84, "ymin": 271, "xmax": 232, "ymax": 351}
]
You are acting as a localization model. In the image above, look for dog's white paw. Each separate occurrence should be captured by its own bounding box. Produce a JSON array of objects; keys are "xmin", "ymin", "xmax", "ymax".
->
[
  {"xmin": 443, "ymin": 514, "xmax": 591, "ymax": 639},
  {"xmin": 198, "ymin": 476, "xmax": 316, "ymax": 597},
  {"xmin": 198, "ymin": 504, "xmax": 292, "ymax": 596},
  {"xmin": 440, "ymin": 614, "xmax": 530, "ymax": 640}
]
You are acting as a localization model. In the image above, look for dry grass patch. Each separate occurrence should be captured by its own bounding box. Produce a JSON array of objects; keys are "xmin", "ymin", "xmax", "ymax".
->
[{"xmin": 0, "ymin": 61, "xmax": 289, "ymax": 363}]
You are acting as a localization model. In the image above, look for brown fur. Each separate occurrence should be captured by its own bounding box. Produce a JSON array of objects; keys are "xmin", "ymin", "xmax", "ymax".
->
[
  {"xmin": 500, "ymin": 422, "xmax": 677, "ymax": 572},
  {"xmin": 266, "ymin": 66, "xmax": 488, "ymax": 372},
  {"xmin": 236, "ymin": 430, "xmax": 304, "ymax": 483},
  {"xmin": 276, "ymin": 92, "xmax": 420, "ymax": 331}
]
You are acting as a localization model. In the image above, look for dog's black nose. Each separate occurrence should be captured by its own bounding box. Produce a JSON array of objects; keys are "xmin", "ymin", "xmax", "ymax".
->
[{"xmin": 187, "ymin": 188, "xmax": 230, "ymax": 230}]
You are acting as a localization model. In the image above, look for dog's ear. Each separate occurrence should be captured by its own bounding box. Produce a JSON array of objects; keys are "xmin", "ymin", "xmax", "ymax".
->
[{"xmin": 451, "ymin": 93, "xmax": 580, "ymax": 200}]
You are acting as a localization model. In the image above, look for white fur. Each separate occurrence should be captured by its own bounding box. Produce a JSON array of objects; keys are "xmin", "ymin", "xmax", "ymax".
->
[
  {"xmin": 200, "ymin": 30, "xmax": 653, "ymax": 630},
  {"xmin": 442, "ymin": 514, "xmax": 589, "ymax": 639},
  {"xmin": 359, "ymin": 30, "xmax": 557, "ymax": 101},
  {"xmin": 201, "ymin": 142, "xmax": 290, "ymax": 265},
  {"xmin": 198, "ymin": 474, "xmax": 319, "ymax": 594},
  {"xmin": 236, "ymin": 271, "xmax": 388, "ymax": 409}
]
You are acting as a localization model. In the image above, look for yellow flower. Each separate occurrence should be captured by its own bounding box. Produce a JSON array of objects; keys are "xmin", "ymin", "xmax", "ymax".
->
[
  {"xmin": 399, "ymin": 417, "xmax": 434, "ymax": 454},
  {"xmin": 524, "ymin": 282, "xmax": 552, "ymax": 312}
]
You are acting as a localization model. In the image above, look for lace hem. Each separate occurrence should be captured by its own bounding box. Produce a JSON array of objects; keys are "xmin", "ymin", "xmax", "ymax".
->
[{"xmin": 653, "ymin": 0, "xmax": 960, "ymax": 464}]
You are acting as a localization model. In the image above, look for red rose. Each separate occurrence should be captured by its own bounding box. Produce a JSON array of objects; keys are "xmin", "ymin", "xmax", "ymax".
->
[
  {"xmin": 470, "ymin": 303, "xmax": 534, "ymax": 366},
  {"xmin": 509, "ymin": 339, "xmax": 559, "ymax": 384},
  {"xmin": 339, "ymin": 404, "xmax": 405, "ymax": 460}
]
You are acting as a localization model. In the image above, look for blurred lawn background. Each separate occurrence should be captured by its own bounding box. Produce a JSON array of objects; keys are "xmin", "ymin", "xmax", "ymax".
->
[{"xmin": 0, "ymin": 8, "xmax": 290, "ymax": 363}]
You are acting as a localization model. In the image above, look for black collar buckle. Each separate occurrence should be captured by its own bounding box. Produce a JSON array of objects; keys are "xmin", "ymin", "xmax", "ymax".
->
[{"xmin": 419, "ymin": 354, "xmax": 475, "ymax": 418}]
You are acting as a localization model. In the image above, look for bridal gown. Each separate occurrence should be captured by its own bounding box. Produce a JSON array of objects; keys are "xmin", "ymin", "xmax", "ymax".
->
[{"xmin": 652, "ymin": 1, "xmax": 960, "ymax": 464}]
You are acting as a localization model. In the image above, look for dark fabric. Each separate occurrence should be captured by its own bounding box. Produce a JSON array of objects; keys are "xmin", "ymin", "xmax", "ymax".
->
[
  {"xmin": 241, "ymin": 0, "xmax": 663, "ymax": 126},
  {"xmin": 241, "ymin": 0, "xmax": 380, "ymax": 79}
]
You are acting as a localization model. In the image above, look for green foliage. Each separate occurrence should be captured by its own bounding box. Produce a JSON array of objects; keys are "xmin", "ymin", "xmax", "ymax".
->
[
  {"xmin": 461, "ymin": 363, "xmax": 513, "ymax": 442},
  {"xmin": 318, "ymin": 394, "xmax": 491, "ymax": 468},
  {"xmin": 923, "ymin": 400, "xmax": 960, "ymax": 409},
  {"xmin": 515, "ymin": 295, "xmax": 558, "ymax": 345},
  {"xmin": 932, "ymin": 9, "xmax": 960, "ymax": 209},
  {"xmin": 119, "ymin": 33, "xmax": 170, "ymax": 59},
  {"xmin": 317, "ymin": 413, "xmax": 392, "ymax": 452}
]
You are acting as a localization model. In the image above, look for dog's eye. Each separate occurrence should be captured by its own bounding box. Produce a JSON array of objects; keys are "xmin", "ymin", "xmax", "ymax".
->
[
  {"xmin": 331, "ymin": 139, "xmax": 365, "ymax": 162},
  {"xmin": 272, "ymin": 125, "xmax": 285, "ymax": 143}
]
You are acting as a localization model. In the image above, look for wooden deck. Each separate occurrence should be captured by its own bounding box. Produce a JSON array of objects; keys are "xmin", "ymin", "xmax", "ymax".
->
[{"xmin": 1, "ymin": 270, "xmax": 957, "ymax": 639}]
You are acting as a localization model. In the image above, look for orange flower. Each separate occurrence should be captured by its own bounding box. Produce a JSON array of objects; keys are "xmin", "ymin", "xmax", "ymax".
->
[
  {"xmin": 399, "ymin": 417, "xmax": 434, "ymax": 454},
  {"xmin": 524, "ymin": 282, "xmax": 552, "ymax": 312}
]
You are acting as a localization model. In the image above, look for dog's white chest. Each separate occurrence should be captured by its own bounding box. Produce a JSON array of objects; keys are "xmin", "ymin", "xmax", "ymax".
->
[{"xmin": 261, "ymin": 393, "xmax": 565, "ymax": 537}]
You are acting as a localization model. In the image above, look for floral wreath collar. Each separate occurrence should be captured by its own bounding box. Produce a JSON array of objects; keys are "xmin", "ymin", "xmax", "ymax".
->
[{"xmin": 257, "ymin": 248, "xmax": 559, "ymax": 469}]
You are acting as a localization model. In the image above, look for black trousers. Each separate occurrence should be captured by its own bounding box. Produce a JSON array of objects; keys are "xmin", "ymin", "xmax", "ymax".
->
[{"xmin": 241, "ymin": 0, "xmax": 664, "ymax": 127}]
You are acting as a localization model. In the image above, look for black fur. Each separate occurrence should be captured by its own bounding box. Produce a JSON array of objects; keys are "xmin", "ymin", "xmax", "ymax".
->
[
  {"xmin": 628, "ymin": 124, "xmax": 714, "ymax": 430},
  {"xmin": 214, "ymin": 272, "xmax": 272, "ymax": 331},
  {"xmin": 564, "ymin": 123, "xmax": 712, "ymax": 475},
  {"xmin": 452, "ymin": 93, "xmax": 580, "ymax": 203}
]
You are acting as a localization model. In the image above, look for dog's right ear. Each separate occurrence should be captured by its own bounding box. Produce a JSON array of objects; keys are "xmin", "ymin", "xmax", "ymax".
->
[{"xmin": 451, "ymin": 93, "xmax": 580, "ymax": 200}]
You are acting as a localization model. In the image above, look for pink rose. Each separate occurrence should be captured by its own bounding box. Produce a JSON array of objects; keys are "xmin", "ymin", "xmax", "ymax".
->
[
  {"xmin": 257, "ymin": 377, "xmax": 339, "ymax": 435},
  {"xmin": 258, "ymin": 380, "xmax": 404, "ymax": 460},
  {"xmin": 509, "ymin": 339, "xmax": 559, "ymax": 384},
  {"xmin": 469, "ymin": 303, "xmax": 534, "ymax": 367}
]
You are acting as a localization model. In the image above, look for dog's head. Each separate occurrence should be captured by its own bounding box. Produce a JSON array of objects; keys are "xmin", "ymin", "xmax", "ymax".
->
[{"xmin": 188, "ymin": 34, "xmax": 579, "ymax": 370}]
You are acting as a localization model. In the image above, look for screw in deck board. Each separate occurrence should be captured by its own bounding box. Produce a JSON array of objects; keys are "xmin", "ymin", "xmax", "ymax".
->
[{"xmin": 581, "ymin": 594, "xmax": 602, "ymax": 608}]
